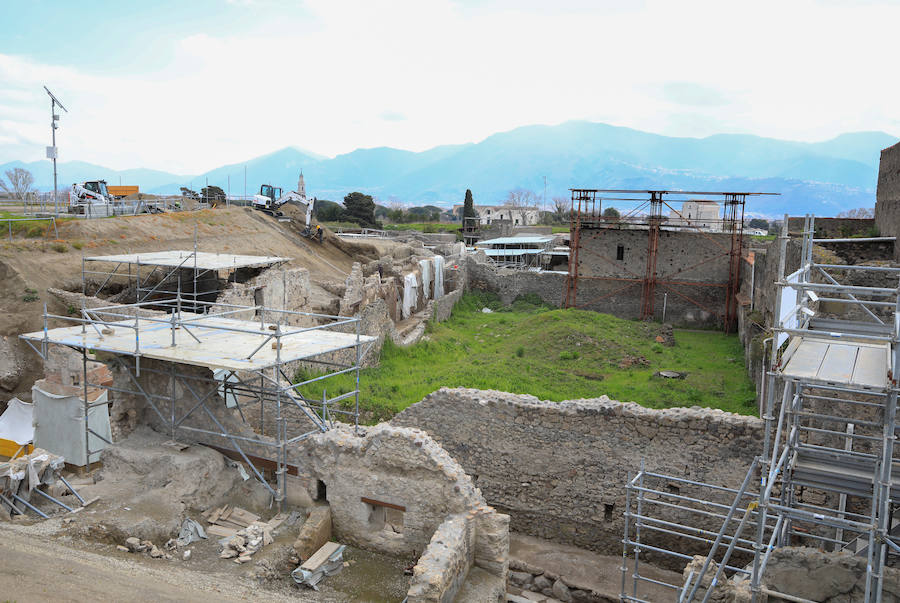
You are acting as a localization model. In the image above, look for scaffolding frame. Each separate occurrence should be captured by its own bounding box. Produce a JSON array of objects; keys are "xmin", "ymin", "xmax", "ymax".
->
[
  {"xmin": 620, "ymin": 214, "xmax": 900, "ymax": 602},
  {"xmin": 563, "ymin": 189, "xmax": 775, "ymax": 332},
  {"xmin": 21, "ymin": 294, "xmax": 374, "ymax": 507},
  {"xmin": 81, "ymin": 238, "xmax": 288, "ymax": 309}
]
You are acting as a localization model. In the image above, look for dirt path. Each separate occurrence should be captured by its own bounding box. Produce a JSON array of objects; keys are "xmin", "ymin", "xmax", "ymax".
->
[{"xmin": 0, "ymin": 522, "xmax": 348, "ymax": 602}]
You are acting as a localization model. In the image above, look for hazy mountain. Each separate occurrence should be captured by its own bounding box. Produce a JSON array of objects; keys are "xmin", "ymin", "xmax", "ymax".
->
[{"xmin": 3, "ymin": 122, "xmax": 894, "ymax": 216}]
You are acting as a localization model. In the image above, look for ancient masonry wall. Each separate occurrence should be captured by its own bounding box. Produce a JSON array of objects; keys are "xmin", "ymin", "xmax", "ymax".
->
[
  {"xmin": 876, "ymin": 141, "xmax": 900, "ymax": 261},
  {"xmin": 108, "ymin": 359, "xmax": 508, "ymax": 598},
  {"xmin": 465, "ymin": 229, "xmax": 734, "ymax": 327},
  {"xmin": 392, "ymin": 388, "xmax": 762, "ymax": 556}
]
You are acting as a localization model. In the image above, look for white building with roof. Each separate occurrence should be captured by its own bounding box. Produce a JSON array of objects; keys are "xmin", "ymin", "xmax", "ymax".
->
[
  {"xmin": 452, "ymin": 204, "xmax": 541, "ymax": 226},
  {"xmin": 669, "ymin": 201, "xmax": 722, "ymax": 231}
]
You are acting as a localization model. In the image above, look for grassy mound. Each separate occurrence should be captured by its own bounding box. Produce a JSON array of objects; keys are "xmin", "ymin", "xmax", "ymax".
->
[{"xmin": 300, "ymin": 292, "xmax": 757, "ymax": 422}]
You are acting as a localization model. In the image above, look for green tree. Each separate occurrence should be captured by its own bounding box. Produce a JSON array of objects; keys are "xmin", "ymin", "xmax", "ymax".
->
[
  {"xmin": 180, "ymin": 187, "xmax": 199, "ymax": 199},
  {"xmin": 343, "ymin": 191, "xmax": 376, "ymax": 227},
  {"xmin": 201, "ymin": 185, "xmax": 226, "ymax": 204},
  {"xmin": 748, "ymin": 218, "xmax": 768, "ymax": 229},
  {"xmin": 463, "ymin": 189, "xmax": 476, "ymax": 220},
  {"xmin": 315, "ymin": 199, "xmax": 344, "ymax": 222},
  {"xmin": 602, "ymin": 207, "xmax": 621, "ymax": 218}
]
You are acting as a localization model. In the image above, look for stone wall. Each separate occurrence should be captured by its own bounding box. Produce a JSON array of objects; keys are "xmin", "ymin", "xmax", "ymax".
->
[
  {"xmin": 787, "ymin": 216, "xmax": 877, "ymax": 238},
  {"xmin": 466, "ymin": 228, "xmax": 735, "ymax": 327},
  {"xmin": 392, "ymin": 388, "xmax": 762, "ymax": 556},
  {"xmin": 407, "ymin": 513, "xmax": 475, "ymax": 602},
  {"xmin": 106, "ymin": 358, "xmax": 509, "ymax": 569},
  {"xmin": 876, "ymin": 141, "xmax": 900, "ymax": 257},
  {"xmin": 466, "ymin": 256, "xmax": 565, "ymax": 308},
  {"xmin": 761, "ymin": 546, "xmax": 900, "ymax": 603}
]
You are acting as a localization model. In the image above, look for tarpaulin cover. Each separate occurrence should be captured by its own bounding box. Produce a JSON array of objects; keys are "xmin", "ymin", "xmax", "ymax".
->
[{"xmin": 0, "ymin": 397, "xmax": 34, "ymax": 445}]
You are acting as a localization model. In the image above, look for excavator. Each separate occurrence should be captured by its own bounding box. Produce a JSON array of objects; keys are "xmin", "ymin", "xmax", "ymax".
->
[{"xmin": 252, "ymin": 184, "xmax": 321, "ymax": 242}]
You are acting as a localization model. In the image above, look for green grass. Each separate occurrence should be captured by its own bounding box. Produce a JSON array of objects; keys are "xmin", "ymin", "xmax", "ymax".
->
[
  {"xmin": 297, "ymin": 292, "xmax": 757, "ymax": 422},
  {"xmin": 0, "ymin": 211, "xmax": 58, "ymax": 238}
]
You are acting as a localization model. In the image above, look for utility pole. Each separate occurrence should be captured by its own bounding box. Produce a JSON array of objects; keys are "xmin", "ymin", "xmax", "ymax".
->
[
  {"xmin": 244, "ymin": 165, "xmax": 246, "ymax": 199},
  {"xmin": 44, "ymin": 86, "xmax": 68, "ymax": 216}
]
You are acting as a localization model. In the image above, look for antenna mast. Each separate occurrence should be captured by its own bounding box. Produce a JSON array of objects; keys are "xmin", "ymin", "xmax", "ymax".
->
[{"xmin": 43, "ymin": 86, "xmax": 68, "ymax": 215}]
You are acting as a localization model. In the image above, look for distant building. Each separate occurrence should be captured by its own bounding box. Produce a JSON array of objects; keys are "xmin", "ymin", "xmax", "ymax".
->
[
  {"xmin": 451, "ymin": 204, "xmax": 541, "ymax": 226},
  {"xmin": 297, "ymin": 171, "xmax": 306, "ymax": 197},
  {"xmin": 668, "ymin": 201, "xmax": 721, "ymax": 231}
]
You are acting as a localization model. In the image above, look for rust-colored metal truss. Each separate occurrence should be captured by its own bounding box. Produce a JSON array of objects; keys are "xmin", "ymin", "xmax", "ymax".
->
[{"xmin": 563, "ymin": 189, "xmax": 773, "ymax": 332}]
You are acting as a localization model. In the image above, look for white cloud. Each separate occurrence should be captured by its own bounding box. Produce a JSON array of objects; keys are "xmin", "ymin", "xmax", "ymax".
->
[{"xmin": 0, "ymin": 0, "xmax": 898, "ymax": 173}]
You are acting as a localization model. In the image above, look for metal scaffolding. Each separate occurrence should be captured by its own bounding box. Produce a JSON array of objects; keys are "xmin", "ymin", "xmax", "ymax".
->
[
  {"xmin": 563, "ymin": 189, "xmax": 776, "ymax": 332},
  {"xmin": 81, "ymin": 248, "xmax": 288, "ymax": 310},
  {"xmin": 20, "ymin": 293, "xmax": 375, "ymax": 507},
  {"xmin": 620, "ymin": 215, "xmax": 900, "ymax": 601}
]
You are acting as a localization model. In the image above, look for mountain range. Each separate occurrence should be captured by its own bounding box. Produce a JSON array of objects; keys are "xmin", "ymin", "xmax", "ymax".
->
[{"xmin": 2, "ymin": 121, "xmax": 896, "ymax": 217}]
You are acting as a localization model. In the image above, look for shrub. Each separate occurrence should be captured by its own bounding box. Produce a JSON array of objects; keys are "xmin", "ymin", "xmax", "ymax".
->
[
  {"xmin": 515, "ymin": 346, "xmax": 525, "ymax": 358},
  {"xmin": 51, "ymin": 242, "xmax": 67, "ymax": 253},
  {"xmin": 559, "ymin": 350, "xmax": 579, "ymax": 360}
]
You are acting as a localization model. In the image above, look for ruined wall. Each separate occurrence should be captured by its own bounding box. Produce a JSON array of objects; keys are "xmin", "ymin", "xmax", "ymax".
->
[
  {"xmin": 787, "ymin": 216, "xmax": 877, "ymax": 238},
  {"xmin": 762, "ymin": 547, "xmax": 900, "ymax": 603},
  {"xmin": 392, "ymin": 388, "xmax": 761, "ymax": 556},
  {"xmin": 876, "ymin": 141, "xmax": 900, "ymax": 256},
  {"xmin": 466, "ymin": 257, "xmax": 565, "ymax": 308},
  {"xmin": 107, "ymin": 359, "xmax": 509, "ymax": 574}
]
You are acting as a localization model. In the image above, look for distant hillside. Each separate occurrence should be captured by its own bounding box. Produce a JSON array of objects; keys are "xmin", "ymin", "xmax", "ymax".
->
[{"xmin": 3, "ymin": 122, "xmax": 895, "ymax": 217}]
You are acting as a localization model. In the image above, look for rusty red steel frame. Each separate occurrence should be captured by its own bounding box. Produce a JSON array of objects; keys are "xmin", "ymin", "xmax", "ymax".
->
[{"xmin": 563, "ymin": 189, "xmax": 772, "ymax": 332}]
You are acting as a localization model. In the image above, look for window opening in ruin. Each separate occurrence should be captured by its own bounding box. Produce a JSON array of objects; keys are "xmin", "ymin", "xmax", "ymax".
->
[
  {"xmin": 604, "ymin": 503, "xmax": 615, "ymax": 522},
  {"xmin": 616, "ymin": 245, "xmax": 625, "ymax": 261},
  {"xmin": 317, "ymin": 479, "xmax": 327, "ymax": 501},
  {"xmin": 363, "ymin": 498, "xmax": 405, "ymax": 534}
]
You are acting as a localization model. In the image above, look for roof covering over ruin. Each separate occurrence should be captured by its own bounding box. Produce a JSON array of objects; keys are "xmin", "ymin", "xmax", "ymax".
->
[
  {"xmin": 22, "ymin": 315, "xmax": 374, "ymax": 372},
  {"xmin": 83, "ymin": 251, "xmax": 289, "ymax": 270},
  {"xmin": 475, "ymin": 236, "xmax": 554, "ymax": 246}
]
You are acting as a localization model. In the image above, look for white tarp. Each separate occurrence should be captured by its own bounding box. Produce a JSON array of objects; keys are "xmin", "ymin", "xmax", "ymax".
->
[
  {"xmin": 433, "ymin": 255, "xmax": 445, "ymax": 299},
  {"xmin": 0, "ymin": 397, "xmax": 34, "ymax": 445},
  {"xmin": 402, "ymin": 272, "xmax": 418, "ymax": 319},
  {"xmin": 419, "ymin": 258, "xmax": 432, "ymax": 300},
  {"xmin": 777, "ymin": 269, "xmax": 802, "ymax": 348}
]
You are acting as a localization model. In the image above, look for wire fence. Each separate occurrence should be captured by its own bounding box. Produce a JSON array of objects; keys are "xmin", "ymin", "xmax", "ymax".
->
[{"xmin": 0, "ymin": 192, "xmax": 257, "ymax": 219}]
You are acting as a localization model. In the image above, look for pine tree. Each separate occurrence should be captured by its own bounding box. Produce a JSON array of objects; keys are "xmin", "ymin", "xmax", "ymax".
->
[{"xmin": 463, "ymin": 189, "xmax": 476, "ymax": 220}]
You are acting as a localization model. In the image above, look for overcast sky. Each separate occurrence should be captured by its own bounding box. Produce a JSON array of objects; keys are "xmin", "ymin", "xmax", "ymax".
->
[{"xmin": 1, "ymin": 0, "xmax": 898, "ymax": 174}]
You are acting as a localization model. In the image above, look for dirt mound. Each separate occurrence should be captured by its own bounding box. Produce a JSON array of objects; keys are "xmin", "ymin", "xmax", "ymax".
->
[{"xmin": 72, "ymin": 427, "xmax": 243, "ymax": 543}]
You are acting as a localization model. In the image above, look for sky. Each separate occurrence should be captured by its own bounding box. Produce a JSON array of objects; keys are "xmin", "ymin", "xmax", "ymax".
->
[{"xmin": 1, "ymin": 0, "xmax": 899, "ymax": 174}]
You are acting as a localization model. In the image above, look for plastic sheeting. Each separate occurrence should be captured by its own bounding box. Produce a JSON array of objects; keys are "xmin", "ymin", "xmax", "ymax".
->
[
  {"xmin": 402, "ymin": 272, "xmax": 418, "ymax": 319},
  {"xmin": 176, "ymin": 518, "xmax": 208, "ymax": 546},
  {"xmin": 32, "ymin": 385, "xmax": 111, "ymax": 466},
  {"xmin": 777, "ymin": 268, "xmax": 801, "ymax": 348},
  {"xmin": 419, "ymin": 258, "xmax": 432, "ymax": 301},
  {"xmin": 0, "ymin": 397, "xmax": 34, "ymax": 445},
  {"xmin": 433, "ymin": 255, "xmax": 445, "ymax": 299}
]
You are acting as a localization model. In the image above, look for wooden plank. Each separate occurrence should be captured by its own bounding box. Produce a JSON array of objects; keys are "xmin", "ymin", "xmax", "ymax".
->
[
  {"xmin": 851, "ymin": 345, "xmax": 889, "ymax": 388},
  {"xmin": 361, "ymin": 497, "xmax": 406, "ymax": 512},
  {"xmin": 206, "ymin": 524, "xmax": 238, "ymax": 538},
  {"xmin": 228, "ymin": 507, "xmax": 260, "ymax": 527},
  {"xmin": 216, "ymin": 518, "xmax": 246, "ymax": 530},
  {"xmin": 300, "ymin": 541, "xmax": 341, "ymax": 571},
  {"xmin": 266, "ymin": 512, "xmax": 288, "ymax": 531},
  {"xmin": 817, "ymin": 343, "xmax": 858, "ymax": 383}
]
